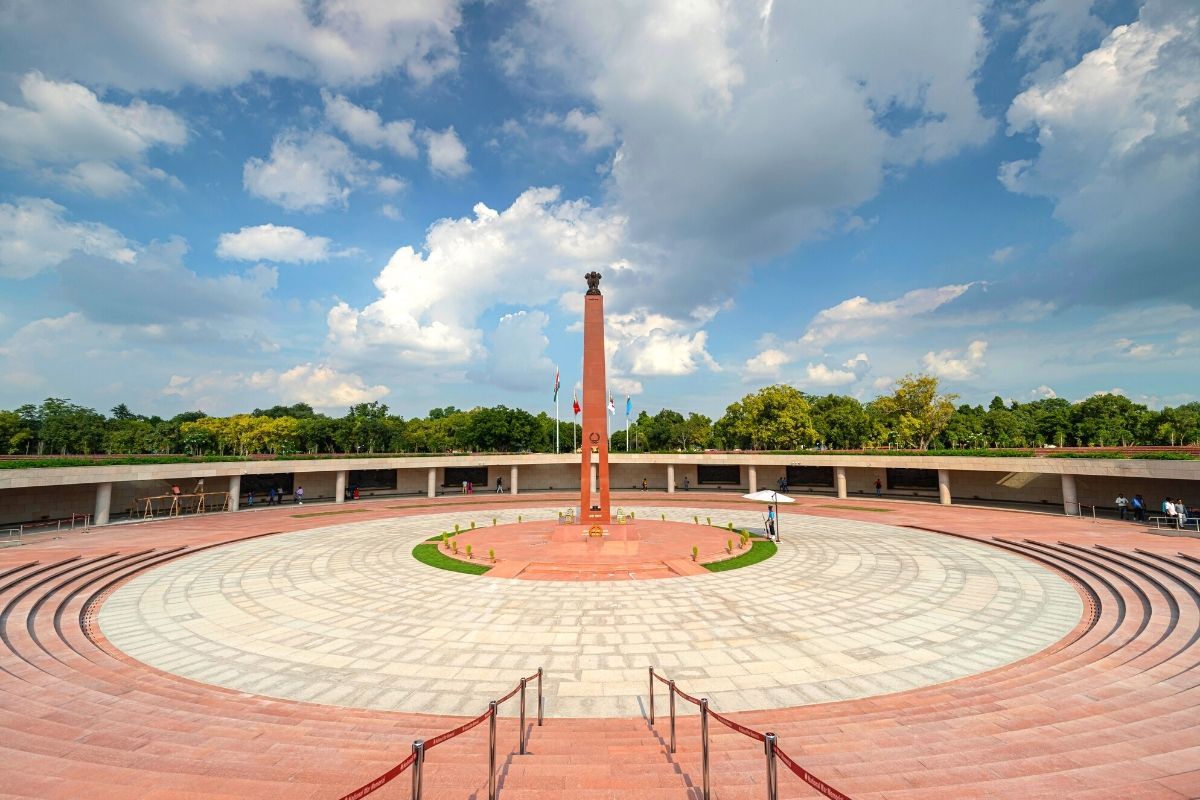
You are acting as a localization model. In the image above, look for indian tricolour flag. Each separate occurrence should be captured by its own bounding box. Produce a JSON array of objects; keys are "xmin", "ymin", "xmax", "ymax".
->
[{"xmin": 553, "ymin": 367, "xmax": 560, "ymax": 402}]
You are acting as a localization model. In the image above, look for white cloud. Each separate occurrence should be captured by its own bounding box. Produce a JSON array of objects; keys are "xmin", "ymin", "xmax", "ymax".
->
[
  {"xmin": 803, "ymin": 362, "xmax": 857, "ymax": 386},
  {"xmin": 922, "ymin": 339, "xmax": 988, "ymax": 380},
  {"xmin": 0, "ymin": 197, "xmax": 134, "ymax": 279},
  {"xmin": 243, "ymin": 131, "xmax": 378, "ymax": 212},
  {"xmin": 1114, "ymin": 338, "xmax": 1155, "ymax": 359},
  {"xmin": 1001, "ymin": 0, "xmax": 1200, "ymax": 302},
  {"xmin": 471, "ymin": 310, "xmax": 555, "ymax": 392},
  {"xmin": 842, "ymin": 352, "xmax": 870, "ymax": 370},
  {"xmin": 0, "ymin": 72, "xmax": 186, "ymax": 195},
  {"xmin": 322, "ymin": 91, "xmax": 418, "ymax": 158},
  {"xmin": 989, "ymin": 245, "xmax": 1017, "ymax": 263},
  {"xmin": 216, "ymin": 224, "xmax": 334, "ymax": 263},
  {"xmin": 376, "ymin": 176, "xmax": 406, "ymax": 195},
  {"xmin": 420, "ymin": 126, "xmax": 470, "ymax": 177},
  {"xmin": 842, "ymin": 215, "xmax": 878, "ymax": 234},
  {"xmin": 800, "ymin": 284, "xmax": 973, "ymax": 348},
  {"xmin": 626, "ymin": 330, "xmax": 716, "ymax": 377},
  {"xmin": 380, "ymin": 204, "xmax": 403, "ymax": 221},
  {"xmin": 506, "ymin": 1, "xmax": 993, "ymax": 262},
  {"xmin": 610, "ymin": 376, "xmax": 644, "ymax": 397},
  {"xmin": 248, "ymin": 364, "xmax": 388, "ymax": 409},
  {"xmin": 872, "ymin": 375, "xmax": 896, "ymax": 391},
  {"xmin": 1030, "ymin": 384, "xmax": 1058, "ymax": 399},
  {"xmin": 743, "ymin": 348, "xmax": 791, "ymax": 379},
  {"xmin": 326, "ymin": 187, "xmax": 626, "ymax": 366},
  {"xmin": 545, "ymin": 108, "xmax": 616, "ymax": 152},
  {"xmin": 0, "ymin": 2, "xmax": 463, "ymax": 92}
]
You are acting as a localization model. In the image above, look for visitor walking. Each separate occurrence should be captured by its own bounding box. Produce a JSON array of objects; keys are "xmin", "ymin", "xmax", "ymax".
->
[
  {"xmin": 1132, "ymin": 494, "xmax": 1145, "ymax": 522},
  {"xmin": 1115, "ymin": 493, "xmax": 1129, "ymax": 520},
  {"xmin": 276, "ymin": 486, "xmax": 284, "ymax": 505},
  {"xmin": 766, "ymin": 505, "xmax": 777, "ymax": 541},
  {"xmin": 642, "ymin": 478, "xmax": 648, "ymax": 491},
  {"xmin": 294, "ymin": 486, "xmax": 304, "ymax": 505},
  {"xmin": 683, "ymin": 476, "xmax": 690, "ymax": 491},
  {"xmin": 874, "ymin": 478, "xmax": 882, "ymax": 497},
  {"xmin": 496, "ymin": 476, "xmax": 503, "ymax": 493},
  {"xmin": 246, "ymin": 491, "xmax": 254, "ymax": 507},
  {"xmin": 267, "ymin": 487, "xmax": 276, "ymax": 505},
  {"xmin": 462, "ymin": 480, "xmax": 468, "ymax": 495}
]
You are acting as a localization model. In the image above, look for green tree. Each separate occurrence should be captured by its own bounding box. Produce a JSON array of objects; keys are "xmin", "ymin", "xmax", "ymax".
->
[
  {"xmin": 871, "ymin": 374, "xmax": 957, "ymax": 450},
  {"xmin": 810, "ymin": 395, "xmax": 872, "ymax": 449},
  {"xmin": 1071, "ymin": 393, "xmax": 1143, "ymax": 446},
  {"xmin": 715, "ymin": 385, "xmax": 817, "ymax": 450}
]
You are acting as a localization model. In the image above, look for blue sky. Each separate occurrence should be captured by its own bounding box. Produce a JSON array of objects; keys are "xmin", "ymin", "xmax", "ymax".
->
[{"xmin": 0, "ymin": 0, "xmax": 1196, "ymax": 420}]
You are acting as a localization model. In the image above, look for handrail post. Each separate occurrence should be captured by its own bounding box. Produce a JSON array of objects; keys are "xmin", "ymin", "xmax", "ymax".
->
[
  {"xmin": 519, "ymin": 677, "xmax": 527, "ymax": 755},
  {"xmin": 764, "ymin": 732, "xmax": 778, "ymax": 800},
  {"xmin": 648, "ymin": 666, "xmax": 655, "ymax": 724},
  {"xmin": 668, "ymin": 680, "xmax": 676, "ymax": 754},
  {"xmin": 411, "ymin": 739, "xmax": 425, "ymax": 800},
  {"xmin": 488, "ymin": 700, "xmax": 498, "ymax": 800},
  {"xmin": 537, "ymin": 667, "xmax": 544, "ymax": 726},
  {"xmin": 700, "ymin": 698, "xmax": 711, "ymax": 800}
]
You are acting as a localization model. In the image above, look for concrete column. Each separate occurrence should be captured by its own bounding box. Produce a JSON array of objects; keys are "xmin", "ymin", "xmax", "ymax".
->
[
  {"xmin": 937, "ymin": 469, "xmax": 951, "ymax": 506},
  {"xmin": 396, "ymin": 469, "xmax": 404, "ymax": 496},
  {"xmin": 667, "ymin": 464, "xmax": 675, "ymax": 494},
  {"xmin": 427, "ymin": 467, "xmax": 437, "ymax": 498},
  {"xmin": 94, "ymin": 482, "xmax": 113, "ymax": 527},
  {"xmin": 835, "ymin": 467, "xmax": 847, "ymax": 499},
  {"xmin": 747, "ymin": 465, "xmax": 757, "ymax": 492},
  {"xmin": 335, "ymin": 470, "xmax": 347, "ymax": 503},
  {"xmin": 229, "ymin": 474, "xmax": 241, "ymax": 511},
  {"xmin": 511, "ymin": 465, "xmax": 519, "ymax": 495},
  {"xmin": 1061, "ymin": 473, "xmax": 1078, "ymax": 515}
]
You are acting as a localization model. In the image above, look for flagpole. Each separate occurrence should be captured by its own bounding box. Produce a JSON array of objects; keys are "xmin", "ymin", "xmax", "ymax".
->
[{"xmin": 555, "ymin": 365, "xmax": 560, "ymax": 454}]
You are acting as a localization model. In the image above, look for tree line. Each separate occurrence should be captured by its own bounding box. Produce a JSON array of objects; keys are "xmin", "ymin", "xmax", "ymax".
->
[{"xmin": 1, "ymin": 376, "xmax": 1197, "ymax": 457}]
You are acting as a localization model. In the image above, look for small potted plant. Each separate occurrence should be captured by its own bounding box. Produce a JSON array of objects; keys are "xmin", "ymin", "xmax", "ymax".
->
[
  {"xmin": 442, "ymin": 532, "xmax": 449, "ymax": 549},
  {"xmin": 691, "ymin": 545, "xmax": 699, "ymax": 562},
  {"xmin": 466, "ymin": 544, "xmax": 474, "ymax": 560},
  {"xmin": 452, "ymin": 540, "xmax": 459, "ymax": 554},
  {"xmin": 726, "ymin": 538, "xmax": 733, "ymax": 554},
  {"xmin": 489, "ymin": 548, "xmax": 496, "ymax": 563}
]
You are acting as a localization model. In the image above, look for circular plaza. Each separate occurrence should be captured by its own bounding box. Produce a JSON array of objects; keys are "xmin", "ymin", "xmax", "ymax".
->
[{"xmin": 99, "ymin": 504, "xmax": 1082, "ymax": 718}]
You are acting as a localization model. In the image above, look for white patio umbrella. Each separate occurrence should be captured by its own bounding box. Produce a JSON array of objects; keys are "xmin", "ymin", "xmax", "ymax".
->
[{"xmin": 741, "ymin": 489, "xmax": 795, "ymax": 541}]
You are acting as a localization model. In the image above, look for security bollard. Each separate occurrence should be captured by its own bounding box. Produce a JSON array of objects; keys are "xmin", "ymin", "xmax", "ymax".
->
[
  {"xmin": 411, "ymin": 739, "xmax": 425, "ymax": 800},
  {"xmin": 537, "ymin": 667, "xmax": 544, "ymax": 726},
  {"xmin": 764, "ymin": 732, "xmax": 778, "ymax": 800},
  {"xmin": 649, "ymin": 666, "xmax": 655, "ymax": 724},
  {"xmin": 700, "ymin": 699, "xmax": 711, "ymax": 800},
  {"xmin": 488, "ymin": 701, "xmax": 498, "ymax": 800},
  {"xmin": 519, "ymin": 677, "xmax": 527, "ymax": 755},
  {"xmin": 668, "ymin": 680, "xmax": 677, "ymax": 754}
]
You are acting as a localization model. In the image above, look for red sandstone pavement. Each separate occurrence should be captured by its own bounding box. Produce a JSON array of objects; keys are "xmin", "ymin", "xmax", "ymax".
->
[
  {"xmin": 1, "ymin": 491, "xmax": 1199, "ymax": 798},
  {"xmin": 443, "ymin": 519, "xmax": 738, "ymax": 579}
]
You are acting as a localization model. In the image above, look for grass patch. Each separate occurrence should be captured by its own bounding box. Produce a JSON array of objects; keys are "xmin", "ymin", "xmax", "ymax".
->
[
  {"xmin": 704, "ymin": 539, "xmax": 777, "ymax": 572},
  {"xmin": 412, "ymin": 542, "xmax": 491, "ymax": 575},
  {"xmin": 817, "ymin": 504, "xmax": 892, "ymax": 513},
  {"xmin": 290, "ymin": 508, "xmax": 370, "ymax": 518}
]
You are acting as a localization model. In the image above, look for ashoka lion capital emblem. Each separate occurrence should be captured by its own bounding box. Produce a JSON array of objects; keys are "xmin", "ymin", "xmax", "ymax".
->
[{"xmin": 585, "ymin": 271, "xmax": 602, "ymax": 295}]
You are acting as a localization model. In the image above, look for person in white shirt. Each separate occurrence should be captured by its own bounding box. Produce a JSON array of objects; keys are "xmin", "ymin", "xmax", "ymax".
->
[
  {"xmin": 1115, "ymin": 493, "xmax": 1129, "ymax": 520},
  {"xmin": 1164, "ymin": 499, "xmax": 1176, "ymax": 525}
]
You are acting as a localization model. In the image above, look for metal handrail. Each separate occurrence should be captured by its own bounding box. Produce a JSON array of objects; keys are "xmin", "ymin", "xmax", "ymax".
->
[
  {"xmin": 19, "ymin": 513, "xmax": 90, "ymax": 535},
  {"xmin": 1064, "ymin": 501, "xmax": 1098, "ymax": 522},
  {"xmin": 649, "ymin": 667, "xmax": 854, "ymax": 800},
  {"xmin": 337, "ymin": 667, "xmax": 543, "ymax": 800}
]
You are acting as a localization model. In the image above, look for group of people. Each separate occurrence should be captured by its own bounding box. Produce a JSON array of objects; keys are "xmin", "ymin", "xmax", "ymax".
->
[
  {"xmin": 1115, "ymin": 493, "xmax": 1190, "ymax": 526},
  {"xmin": 245, "ymin": 486, "xmax": 303, "ymax": 506}
]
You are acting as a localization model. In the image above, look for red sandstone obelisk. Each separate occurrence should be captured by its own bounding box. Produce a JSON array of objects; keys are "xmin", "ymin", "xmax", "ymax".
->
[{"xmin": 579, "ymin": 271, "xmax": 611, "ymax": 523}]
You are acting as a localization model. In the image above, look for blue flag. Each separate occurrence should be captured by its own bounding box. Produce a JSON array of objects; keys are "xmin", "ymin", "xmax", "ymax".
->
[{"xmin": 625, "ymin": 396, "xmax": 632, "ymax": 416}]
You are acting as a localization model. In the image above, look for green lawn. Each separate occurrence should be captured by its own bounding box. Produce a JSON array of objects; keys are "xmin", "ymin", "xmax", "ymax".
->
[
  {"xmin": 411, "ymin": 542, "xmax": 491, "ymax": 575},
  {"xmin": 704, "ymin": 539, "xmax": 777, "ymax": 572}
]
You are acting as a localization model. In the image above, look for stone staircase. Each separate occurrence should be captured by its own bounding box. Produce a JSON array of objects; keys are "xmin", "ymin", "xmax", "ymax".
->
[{"xmin": 2, "ymin": 512, "xmax": 1200, "ymax": 797}]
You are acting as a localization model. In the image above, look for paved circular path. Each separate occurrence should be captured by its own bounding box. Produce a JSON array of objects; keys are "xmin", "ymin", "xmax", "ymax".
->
[{"xmin": 99, "ymin": 505, "xmax": 1082, "ymax": 718}]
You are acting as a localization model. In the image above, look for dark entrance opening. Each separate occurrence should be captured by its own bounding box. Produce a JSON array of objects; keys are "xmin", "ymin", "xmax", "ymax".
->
[
  {"xmin": 443, "ymin": 467, "xmax": 488, "ymax": 489},
  {"xmin": 786, "ymin": 466, "xmax": 834, "ymax": 487},
  {"xmin": 349, "ymin": 469, "xmax": 396, "ymax": 491},
  {"xmin": 697, "ymin": 465, "xmax": 741, "ymax": 486},
  {"xmin": 886, "ymin": 468, "xmax": 938, "ymax": 490}
]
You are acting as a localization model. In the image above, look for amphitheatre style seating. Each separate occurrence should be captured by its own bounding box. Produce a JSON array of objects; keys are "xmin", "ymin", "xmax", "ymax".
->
[{"xmin": 0, "ymin": 494, "xmax": 1199, "ymax": 798}]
